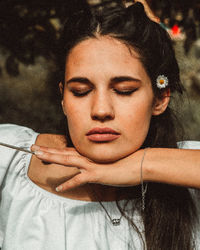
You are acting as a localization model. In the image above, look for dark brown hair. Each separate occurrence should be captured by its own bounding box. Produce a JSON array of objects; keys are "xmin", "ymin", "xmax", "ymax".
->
[{"xmin": 57, "ymin": 2, "xmax": 198, "ymax": 249}]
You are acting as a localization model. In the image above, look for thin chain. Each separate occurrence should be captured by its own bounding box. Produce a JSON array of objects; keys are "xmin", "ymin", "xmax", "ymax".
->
[
  {"xmin": 98, "ymin": 200, "xmax": 121, "ymax": 222},
  {"xmin": 141, "ymin": 148, "xmax": 149, "ymax": 211},
  {"xmin": 89, "ymin": 185, "xmax": 130, "ymax": 226},
  {"xmin": 98, "ymin": 198, "xmax": 130, "ymax": 224}
]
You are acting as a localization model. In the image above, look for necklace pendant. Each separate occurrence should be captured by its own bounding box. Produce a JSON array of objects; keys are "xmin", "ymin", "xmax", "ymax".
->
[{"xmin": 112, "ymin": 218, "xmax": 120, "ymax": 226}]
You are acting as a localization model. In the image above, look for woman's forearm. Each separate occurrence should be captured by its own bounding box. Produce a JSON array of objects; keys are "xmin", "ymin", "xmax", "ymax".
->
[
  {"xmin": 144, "ymin": 148, "xmax": 200, "ymax": 188},
  {"xmin": 32, "ymin": 145, "xmax": 200, "ymax": 191}
]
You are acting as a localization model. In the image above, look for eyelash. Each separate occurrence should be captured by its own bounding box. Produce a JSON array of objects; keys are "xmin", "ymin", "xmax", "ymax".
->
[
  {"xmin": 71, "ymin": 89, "xmax": 136, "ymax": 97},
  {"xmin": 114, "ymin": 89, "xmax": 136, "ymax": 96},
  {"xmin": 71, "ymin": 90, "xmax": 91, "ymax": 97}
]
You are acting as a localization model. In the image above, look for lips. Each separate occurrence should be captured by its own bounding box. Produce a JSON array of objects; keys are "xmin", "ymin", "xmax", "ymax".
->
[{"xmin": 86, "ymin": 127, "xmax": 120, "ymax": 142}]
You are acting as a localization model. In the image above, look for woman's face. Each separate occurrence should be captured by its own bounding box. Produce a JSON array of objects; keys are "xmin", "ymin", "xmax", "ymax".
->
[{"xmin": 62, "ymin": 36, "xmax": 157, "ymax": 163}]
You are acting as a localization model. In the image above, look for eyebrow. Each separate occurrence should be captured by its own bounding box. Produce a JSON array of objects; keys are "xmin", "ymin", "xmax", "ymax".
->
[
  {"xmin": 66, "ymin": 77, "xmax": 91, "ymax": 85},
  {"xmin": 65, "ymin": 76, "xmax": 141, "ymax": 85},
  {"xmin": 110, "ymin": 76, "xmax": 141, "ymax": 84}
]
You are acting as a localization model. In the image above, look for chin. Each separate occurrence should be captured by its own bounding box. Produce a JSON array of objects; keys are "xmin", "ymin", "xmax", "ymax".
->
[
  {"xmin": 78, "ymin": 148, "xmax": 130, "ymax": 164},
  {"xmin": 73, "ymin": 140, "xmax": 139, "ymax": 164},
  {"xmin": 90, "ymin": 158, "xmax": 120, "ymax": 164},
  {"xmin": 88, "ymin": 156, "xmax": 120, "ymax": 164}
]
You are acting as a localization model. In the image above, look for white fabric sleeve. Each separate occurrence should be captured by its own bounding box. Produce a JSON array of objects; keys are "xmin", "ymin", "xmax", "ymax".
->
[
  {"xmin": 0, "ymin": 124, "xmax": 38, "ymax": 187},
  {"xmin": 177, "ymin": 141, "xmax": 200, "ymax": 149}
]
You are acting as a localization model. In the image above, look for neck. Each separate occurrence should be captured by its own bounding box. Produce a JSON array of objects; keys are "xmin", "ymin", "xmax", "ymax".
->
[
  {"xmin": 84, "ymin": 184, "xmax": 140, "ymax": 202},
  {"xmin": 86, "ymin": 184, "xmax": 118, "ymax": 201}
]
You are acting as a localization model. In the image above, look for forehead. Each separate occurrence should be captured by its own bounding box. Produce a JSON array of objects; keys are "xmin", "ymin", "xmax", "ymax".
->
[{"xmin": 65, "ymin": 36, "xmax": 148, "ymax": 81}]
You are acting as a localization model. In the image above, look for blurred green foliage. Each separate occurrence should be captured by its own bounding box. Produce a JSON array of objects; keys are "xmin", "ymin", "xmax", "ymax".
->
[
  {"xmin": 0, "ymin": 0, "xmax": 200, "ymax": 76},
  {"xmin": 0, "ymin": 0, "xmax": 88, "ymax": 76}
]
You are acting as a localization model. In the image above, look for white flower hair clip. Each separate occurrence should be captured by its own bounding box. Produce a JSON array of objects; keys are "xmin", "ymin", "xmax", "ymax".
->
[{"xmin": 156, "ymin": 75, "xmax": 168, "ymax": 89}]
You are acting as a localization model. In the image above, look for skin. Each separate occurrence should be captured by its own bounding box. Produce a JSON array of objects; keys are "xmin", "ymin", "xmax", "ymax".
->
[
  {"xmin": 124, "ymin": 1, "xmax": 160, "ymax": 23},
  {"xmin": 60, "ymin": 36, "xmax": 165, "ymax": 164},
  {"xmin": 29, "ymin": 36, "xmax": 170, "ymax": 201},
  {"xmin": 134, "ymin": 0, "xmax": 160, "ymax": 23}
]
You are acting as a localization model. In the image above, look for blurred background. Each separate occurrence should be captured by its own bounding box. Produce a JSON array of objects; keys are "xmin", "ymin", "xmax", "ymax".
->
[{"xmin": 0, "ymin": 0, "xmax": 200, "ymax": 139}]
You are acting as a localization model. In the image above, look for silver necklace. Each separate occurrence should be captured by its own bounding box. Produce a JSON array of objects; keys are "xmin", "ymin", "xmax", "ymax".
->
[
  {"xmin": 89, "ymin": 186, "xmax": 130, "ymax": 226},
  {"xmin": 98, "ymin": 199, "xmax": 130, "ymax": 226}
]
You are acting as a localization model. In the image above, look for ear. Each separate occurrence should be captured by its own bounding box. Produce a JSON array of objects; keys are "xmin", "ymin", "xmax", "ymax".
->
[
  {"xmin": 59, "ymin": 82, "xmax": 63, "ymax": 96},
  {"xmin": 152, "ymin": 89, "xmax": 170, "ymax": 116},
  {"xmin": 59, "ymin": 82, "xmax": 65, "ymax": 110}
]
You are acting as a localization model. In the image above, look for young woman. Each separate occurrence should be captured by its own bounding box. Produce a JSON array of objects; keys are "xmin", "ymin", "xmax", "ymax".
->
[{"xmin": 0, "ymin": 2, "xmax": 200, "ymax": 250}]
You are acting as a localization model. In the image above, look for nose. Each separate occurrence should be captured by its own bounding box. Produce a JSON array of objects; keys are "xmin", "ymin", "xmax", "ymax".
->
[{"xmin": 91, "ymin": 92, "xmax": 115, "ymax": 122}]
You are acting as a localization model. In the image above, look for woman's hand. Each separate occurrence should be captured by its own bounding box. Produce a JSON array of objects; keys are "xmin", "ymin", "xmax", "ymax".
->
[
  {"xmin": 32, "ymin": 144, "xmax": 200, "ymax": 192},
  {"xmin": 31, "ymin": 145, "xmax": 144, "ymax": 192}
]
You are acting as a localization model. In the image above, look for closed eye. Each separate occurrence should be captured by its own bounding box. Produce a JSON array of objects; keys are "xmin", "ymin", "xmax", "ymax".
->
[
  {"xmin": 71, "ymin": 89, "xmax": 91, "ymax": 97},
  {"xmin": 114, "ymin": 89, "xmax": 137, "ymax": 96}
]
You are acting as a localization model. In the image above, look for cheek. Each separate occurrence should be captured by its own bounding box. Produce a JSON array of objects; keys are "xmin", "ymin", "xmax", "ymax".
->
[
  {"xmin": 63, "ymin": 99, "xmax": 88, "ymax": 138},
  {"xmin": 120, "ymin": 99, "xmax": 153, "ymax": 144}
]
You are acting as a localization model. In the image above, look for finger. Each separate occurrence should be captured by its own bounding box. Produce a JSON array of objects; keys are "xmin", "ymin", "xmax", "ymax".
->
[
  {"xmin": 34, "ymin": 151, "xmax": 90, "ymax": 169},
  {"xmin": 55, "ymin": 173, "xmax": 90, "ymax": 191},
  {"xmin": 31, "ymin": 144, "xmax": 79, "ymax": 156}
]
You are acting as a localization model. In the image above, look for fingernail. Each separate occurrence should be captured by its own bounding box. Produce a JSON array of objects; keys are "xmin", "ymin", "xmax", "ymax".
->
[
  {"xmin": 56, "ymin": 185, "xmax": 63, "ymax": 192},
  {"xmin": 34, "ymin": 150, "xmax": 44, "ymax": 156},
  {"xmin": 31, "ymin": 145, "xmax": 40, "ymax": 151}
]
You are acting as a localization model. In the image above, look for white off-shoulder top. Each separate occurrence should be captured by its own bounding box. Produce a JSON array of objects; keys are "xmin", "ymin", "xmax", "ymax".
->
[{"xmin": 0, "ymin": 124, "xmax": 200, "ymax": 250}]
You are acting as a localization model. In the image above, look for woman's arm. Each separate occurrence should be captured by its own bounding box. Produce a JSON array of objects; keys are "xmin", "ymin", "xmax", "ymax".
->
[
  {"xmin": 32, "ymin": 145, "xmax": 200, "ymax": 192},
  {"xmin": 144, "ymin": 147, "xmax": 200, "ymax": 187},
  {"xmin": 134, "ymin": 0, "xmax": 160, "ymax": 23}
]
